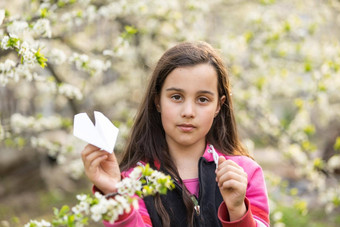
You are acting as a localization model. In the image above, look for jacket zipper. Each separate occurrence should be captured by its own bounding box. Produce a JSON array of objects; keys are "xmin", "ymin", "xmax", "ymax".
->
[
  {"xmin": 171, "ymin": 162, "xmax": 203, "ymax": 217},
  {"xmin": 196, "ymin": 157, "xmax": 203, "ymax": 217},
  {"xmin": 191, "ymin": 195, "xmax": 200, "ymax": 215}
]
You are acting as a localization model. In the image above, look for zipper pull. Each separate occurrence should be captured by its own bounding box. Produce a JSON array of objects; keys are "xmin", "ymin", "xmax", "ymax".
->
[
  {"xmin": 208, "ymin": 144, "xmax": 219, "ymax": 169},
  {"xmin": 191, "ymin": 195, "xmax": 200, "ymax": 216}
]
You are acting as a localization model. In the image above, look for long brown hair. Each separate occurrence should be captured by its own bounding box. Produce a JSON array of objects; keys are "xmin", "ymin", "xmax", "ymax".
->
[{"xmin": 120, "ymin": 41, "xmax": 250, "ymax": 226}]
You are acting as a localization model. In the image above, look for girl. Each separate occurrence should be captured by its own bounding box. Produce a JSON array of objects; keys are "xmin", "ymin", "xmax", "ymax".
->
[{"xmin": 81, "ymin": 41, "xmax": 270, "ymax": 227}]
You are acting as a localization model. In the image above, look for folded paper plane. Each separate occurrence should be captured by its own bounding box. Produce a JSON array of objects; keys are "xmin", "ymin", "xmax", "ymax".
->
[{"xmin": 73, "ymin": 111, "xmax": 119, "ymax": 153}]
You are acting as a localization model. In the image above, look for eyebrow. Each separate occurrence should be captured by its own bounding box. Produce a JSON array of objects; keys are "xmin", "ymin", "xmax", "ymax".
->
[{"xmin": 165, "ymin": 87, "xmax": 215, "ymax": 95}]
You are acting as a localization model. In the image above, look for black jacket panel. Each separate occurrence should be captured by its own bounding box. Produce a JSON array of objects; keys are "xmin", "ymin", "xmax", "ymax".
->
[{"xmin": 144, "ymin": 157, "xmax": 224, "ymax": 227}]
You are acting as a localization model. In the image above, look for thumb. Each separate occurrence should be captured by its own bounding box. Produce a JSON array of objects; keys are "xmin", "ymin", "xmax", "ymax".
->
[
  {"xmin": 218, "ymin": 155, "xmax": 226, "ymax": 163},
  {"xmin": 106, "ymin": 151, "xmax": 118, "ymax": 162},
  {"xmin": 218, "ymin": 155, "xmax": 226, "ymax": 166}
]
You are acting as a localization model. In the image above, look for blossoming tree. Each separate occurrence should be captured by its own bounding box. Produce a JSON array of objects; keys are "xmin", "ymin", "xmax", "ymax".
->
[{"xmin": 0, "ymin": 0, "xmax": 339, "ymax": 226}]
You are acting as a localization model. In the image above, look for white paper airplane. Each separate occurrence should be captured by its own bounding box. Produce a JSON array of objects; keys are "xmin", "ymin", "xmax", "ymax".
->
[{"xmin": 73, "ymin": 111, "xmax": 119, "ymax": 153}]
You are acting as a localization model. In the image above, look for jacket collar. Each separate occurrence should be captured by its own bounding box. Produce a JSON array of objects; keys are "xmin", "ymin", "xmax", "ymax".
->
[{"xmin": 202, "ymin": 143, "xmax": 222, "ymax": 162}]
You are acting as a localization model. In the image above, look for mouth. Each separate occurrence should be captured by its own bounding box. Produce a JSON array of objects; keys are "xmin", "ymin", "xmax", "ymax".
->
[{"xmin": 178, "ymin": 123, "xmax": 196, "ymax": 132}]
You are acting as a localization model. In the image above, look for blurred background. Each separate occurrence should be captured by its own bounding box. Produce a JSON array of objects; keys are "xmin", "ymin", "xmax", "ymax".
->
[{"xmin": 0, "ymin": 0, "xmax": 340, "ymax": 226}]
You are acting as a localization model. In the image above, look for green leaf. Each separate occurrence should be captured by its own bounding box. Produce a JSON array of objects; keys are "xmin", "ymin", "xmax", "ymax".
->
[
  {"xmin": 16, "ymin": 136, "xmax": 26, "ymax": 148},
  {"xmin": 294, "ymin": 98, "xmax": 304, "ymax": 109},
  {"xmin": 76, "ymin": 10, "xmax": 83, "ymax": 18},
  {"xmin": 290, "ymin": 188, "xmax": 298, "ymax": 196},
  {"xmin": 259, "ymin": 0, "xmax": 276, "ymax": 5},
  {"xmin": 308, "ymin": 23, "xmax": 317, "ymax": 35},
  {"xmin": 53, "ymin": 207, "xmax": 59, "ymax": 216},
  {"xmin": 244, "ymin": 31, "xmax": 254, "ymax": 43},
  {"xmin": 293, "ymin": 200, "xmax": 308, "ymax": 216},
  {"xmin": 142, "ymin": 163, "xmax": 153, "ymax": 176},
  {"xmin": 303, "ymin": 125, "xmax": 315, "ymax": 136},
  {"xmin": 304, "ymin": 61, "xmax": 312, "ymax": 72},
  {"xmin": 59, "ymin": 205, "xmax": 70, "ymax": 217},
  {"xmin": 334, "ymin": 137, "xmax": 340, "ymax": 151},
  {"xmin": 62, "ymin": 118, "xmax": 72, "ymax": 128},
  {"xmin": 57, "ymin": 1, "xmax": 66, "ymax": 7},
  {"xmin": 313, "ymin": 158, "xmax": 324, "ymax": 170},
  {"xmin": 4, "ymin": 138, "xmax": 15, "ymax": 147},
  {"xmin": 283, "ymin": 21, "xmax": 291, "ymax": 32},
  {"xmin": 81, "ymin": 217, "xmax": 89, "ymax": 224},
  {"xmin": 67, "ymin": 214, "xmax": 75, "ymax": 227},
  {"xmin": 121, "ymin": 25, "xmax": 138, "ymax": 39},
  {"xmin": 318, "ymin": 83, "xmax": 326, "ymax": 92},
  {"xmin": 255, "ymin": 76, "xmax": 266, "ymax": 91},
  {"xmin": 8, "ymin": 36, "xmax": 20, "ymax": 49},
  {"xmin": 333, "ymin": 195, "xmax": 340, "ymax": 206},
  {"xmin": 35, "ymin": 48, "xmax": 48, "ymax": 68},
  {"xmin": 40, "ymin": 8, "xmax": 49, "ymax": 18},
  {"xmin": 5, "ymin": 9, "xmax": 10, "ymax": 17},
  {"xmin": 301, "ymin": 140, "xmax": 316, "ymax": 152}
]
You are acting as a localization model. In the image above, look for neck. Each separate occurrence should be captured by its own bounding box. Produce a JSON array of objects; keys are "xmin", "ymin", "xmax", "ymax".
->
[{"xmin": 167, "ymin": 140, "xmax": 206, "ymax": 180}]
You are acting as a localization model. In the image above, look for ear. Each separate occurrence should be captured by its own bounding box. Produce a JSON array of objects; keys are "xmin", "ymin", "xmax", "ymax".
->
[
  {"xmin": 215, "ymin": 95, "xmax": 226, "ymax": 117},
  {"xmin": 154, "ymin": 96, "xmax": 161, "ymax": 112}
]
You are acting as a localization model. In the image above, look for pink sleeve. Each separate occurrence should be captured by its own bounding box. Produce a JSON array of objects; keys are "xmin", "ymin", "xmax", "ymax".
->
[
  {"xmin": 244, "ymin": 162, "xmax": 270, "ymax": 226},
  {"xmin": 218, "ymin": 198, "xmax": 256, "ymax": 227},
  {"xmin": 226, "ymin": 156, "xmax": 270, "ymax": 226}
]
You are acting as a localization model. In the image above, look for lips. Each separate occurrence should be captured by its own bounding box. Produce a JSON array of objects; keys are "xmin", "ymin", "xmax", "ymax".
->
[{"xmin": 178, "ymin": 123, "xmax": 196, "ymax": 132}]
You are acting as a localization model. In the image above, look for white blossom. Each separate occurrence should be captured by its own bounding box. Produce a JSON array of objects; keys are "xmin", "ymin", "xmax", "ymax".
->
[
  {"xmin": 69, "ymin": 52, "xmax": 110, "ymax": 76},
  {"xmin": 117, "ymin": 178, "xmax": 138, "ymax": 196},
  {"xmin": 0, "ymin": 59, "xmax": 16, "ymax": 75},
  {"xmin": 76, "ymin": 194, "xmax": 87, "ymax": 201},
  {"xmin": 30, "ymin": 137, "xmax": 59, "ymax": 157},
  {"xmin": 272, "ymin": 211, "xmax": 283, "ymax": 221},
  {"xmin": 7, "ymin": 20, "xmax": 28, "ymax": 36},
  {"xmin": 327, "ymin": 155, "xmax": 340, "ymax": 173},
  {"xmin": 65, "ymin": 159, "xmax": 84, "ymax": 179},
  {"xmin": 49, "ymin": 48, "xmax": 67, "ymax": 65},
  {"xmin": 286, "ymin": 144, "xmax": 308, "ymax": 165},
  {"xmin": 33, "ymin": 18, "xmax": 52, "ymax": 38},
  {"xmin": 10, "ymin": 113, "xmax": 63, "ymax": 133},
  {"xmin": 1, "ymin": 36, "xmax": 10, "ymax": 50},
  {"xmin": 18, "ymin": 41, "xmax": 36, "ymax": 65},
  {"xmin": 91, "ymin": 213, "xmax": 102, "ymax": 222},
  {"xmin": 129, "ymin": 166, "xmax": 142, "ymax": 180},
  {"xmin": 103, "ymin": 49, "xmax": 114, "ymax": 56},
  {"xmin": 85, "ymin": 5, "xmax": 97, "ymax": 23},
  {"xmin": 58, "ymin": 83, "xmax": 83, "ymax": 100},
  {"xmin": 24, "ymin": 219, "xmax": 51, "ymax": 227},
  {"xmin": 70, "ymin": 53, "xmax": 88, "ymax": 70},
  {"xmin": 72, "ymin": 198, "xmax": 90, "ymax": 215},
  {"xmin": 98, "ymin": 1, "xmax": 124, "ymax": 18}
]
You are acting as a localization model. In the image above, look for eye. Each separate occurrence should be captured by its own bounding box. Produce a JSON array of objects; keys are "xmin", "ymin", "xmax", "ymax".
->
[
  {"xmin": 171, "ymin": 94, "xmax": 182, "ymax": 101},
  {"xmin": 198, "ymin": 97, "xmax": 209, "ymax": 103}
]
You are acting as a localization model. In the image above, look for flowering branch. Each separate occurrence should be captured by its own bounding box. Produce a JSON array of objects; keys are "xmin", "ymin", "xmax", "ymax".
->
[{"xmin": 24, "ymin": 164, "xmax": 175, "ymax": 227}]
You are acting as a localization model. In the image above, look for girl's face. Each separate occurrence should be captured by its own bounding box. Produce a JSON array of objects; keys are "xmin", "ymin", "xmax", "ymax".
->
[{"xmin": 156, "ymin": 63, "xmax": 225, "ymax": 150}]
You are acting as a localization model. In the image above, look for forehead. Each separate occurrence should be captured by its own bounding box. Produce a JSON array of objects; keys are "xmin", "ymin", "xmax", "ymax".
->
[{"xmin": 162, "ymin": 64, "xmax": 218, "ymax": 92}]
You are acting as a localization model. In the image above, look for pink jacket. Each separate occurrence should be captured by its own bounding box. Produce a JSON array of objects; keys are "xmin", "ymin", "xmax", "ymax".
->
[{"xmin": 98, "ymin": 144, "xmax": 270, "ymax": 227}]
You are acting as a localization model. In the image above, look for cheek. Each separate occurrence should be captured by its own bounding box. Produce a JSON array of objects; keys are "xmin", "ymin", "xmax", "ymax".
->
[
  {"xmin": 200, "ymin": 109, "xmax": 217, "ymax": 128},
  {"xmin": 160, "ymin": 102, "xmax": 175, "ymax": 125}
]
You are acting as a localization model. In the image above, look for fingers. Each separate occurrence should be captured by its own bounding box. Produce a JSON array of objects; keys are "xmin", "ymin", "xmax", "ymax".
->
[
  {"xmin": 81, "ymin": 144, "xmax": 107, "ymax": 170},
  {"xmin": 217, "ymin": 156, "xmax": 244, "ymax": 171},
  {"xmin": 106, "ymin": 151, "xmax": 118, "ymax": 162},
  {"xmin": 216, "ymin": 157, "xmax": 248, "ymax": 189},
  {"xmin": 82, "ymin": 144, "xmax": 101, "ymax": 156}
]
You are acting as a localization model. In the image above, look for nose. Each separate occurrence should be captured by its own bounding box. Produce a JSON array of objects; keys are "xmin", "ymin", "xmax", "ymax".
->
[{"xmin": 181, "ymin": 101, "xmax": 195, "ymax": 118}]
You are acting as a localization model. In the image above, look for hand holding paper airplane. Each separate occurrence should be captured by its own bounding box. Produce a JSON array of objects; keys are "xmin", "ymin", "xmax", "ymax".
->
[{"xmin": 73, "ymin": 111, "xmax": 119, "ymax": 153}]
